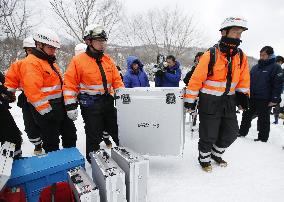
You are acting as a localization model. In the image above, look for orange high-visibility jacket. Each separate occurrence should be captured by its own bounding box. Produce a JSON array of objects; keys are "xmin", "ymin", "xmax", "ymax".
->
[
  {"xmin": 63, "ymin": 52, "xmax": 124, "ymax": 106},
  {"xmin": 5, "ymin": 59, "xmax": 24, "ymax": 92},
  {"xmin": 20, "ymin": 54, "xmax": 63, "ymax": 115},
  {"xmin": 184, "ymin": 48, "xmax": 250, "ymax": 103}
]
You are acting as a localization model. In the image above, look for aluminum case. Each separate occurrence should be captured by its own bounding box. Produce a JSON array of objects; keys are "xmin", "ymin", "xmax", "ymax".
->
[
  {"xmin": 116, "ymin": 87, "xmax": 185, "ymax": 156},
  {"xmin": 111, "ymin": 147, "xmax": 149, "ymax": 202},
  {"xmin": 68, "ymin": 166, "xmax": 100, "ymax": 202},
  {"xmin": 90, "ymin": 149, "xmax": 127, "ymax": 202}
]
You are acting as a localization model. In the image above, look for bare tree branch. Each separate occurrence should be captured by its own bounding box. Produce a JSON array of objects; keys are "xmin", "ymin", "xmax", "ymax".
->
[
  {"xmin": 121, "ymin": 6, "xmax": 201, "ymax": 58},
  {"xmin": 50, "ymin": 0, "xmax": 122, "ymax": 43}
]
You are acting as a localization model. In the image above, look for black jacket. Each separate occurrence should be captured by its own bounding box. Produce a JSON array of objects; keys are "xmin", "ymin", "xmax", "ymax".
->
[
  {"xmin": 250, "ymin": 58, "xmax": 283, "ymax": 103},
  {"xmin": 183, "ymin": 65, "xmax": 196, "ymax": 86}
]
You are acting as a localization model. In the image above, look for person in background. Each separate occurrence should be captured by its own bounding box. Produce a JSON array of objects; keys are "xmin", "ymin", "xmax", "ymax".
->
[
  {"xmin": 183, "ymin": 52, "xmax": 204, "ymax": 86},
  {"xmin": 154, "ymin": 55, "xmax": 181, "ymax": 87},
  {"xmin": 239, "ymin": 46, "xmax": 283, "ymax": 142},
  {"xmin": 116, "ymin": 65, "xmax": 124, "ymax": 81},
  {"xmin": 272, "ymin": 55, "xmax": 284, "ymax": 124},
  {"xmin": 123, "ymin": 56, "xmax": 150, "ymax": 88}
]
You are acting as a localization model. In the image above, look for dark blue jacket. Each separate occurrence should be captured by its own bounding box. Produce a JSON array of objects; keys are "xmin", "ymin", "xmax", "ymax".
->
[
  {"xmin": 250, "ymin": 58, "xmax": 283, "ymax": 103},
  {"xmin": 123, "ymin": 56, "xmax": 150, "ymax": 88},
  {"xmin": 155, "ymin": 61, "xmax": 181, "ymax": 87}
]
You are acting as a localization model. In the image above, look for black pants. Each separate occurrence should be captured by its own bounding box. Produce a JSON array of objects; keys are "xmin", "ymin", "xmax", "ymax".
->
[
  {"xmin": 0, "ymin": 103, "xmax": 22, "ymax": 157},
  {"xmin": 198, "ymin": 93, "xmax": 239, "ymax": 153},
  {"xmin": 18, "ymin": 92, "xmax": 42, "ymax": 146},
  {"xmin": 31, "ymin": 99, "xmax": 77, "ymax": 153},
  {"xmin": 81, "ymin": 95, "xmax": 119, "ymax": 163},
  {"xmin": 239, "ymin": 99, "xmax": 270, "ymax": 142}
]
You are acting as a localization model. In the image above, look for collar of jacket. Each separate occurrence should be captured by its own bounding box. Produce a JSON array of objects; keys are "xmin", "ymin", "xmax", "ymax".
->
[
  {"xmin": 31, "ymin": 48, "xmax": 56, "ymax": 65},
  {"xmin": 258, "ymin": 57, "xmax": 276, "ymax": 67},
  {"xmin": 166, "ymin": 61, "xmax": 180, "ymax": 71},
  {"xmin": 86, "ymin": 46, "xmax": 104, "ymax": 61},
  {"xmin": 218, "ymin": 42, "xmax": 239, "ymax": 57}
]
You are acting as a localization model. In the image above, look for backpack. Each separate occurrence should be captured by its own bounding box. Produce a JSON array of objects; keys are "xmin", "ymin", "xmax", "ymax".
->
[{"xmin": 207, "ymin": 45, "xmax": 243, "ymax": 76}]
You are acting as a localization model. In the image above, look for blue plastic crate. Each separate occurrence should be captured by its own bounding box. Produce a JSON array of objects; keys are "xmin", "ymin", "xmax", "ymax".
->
[{"xmin": 7, "ymin": 148, "xmax": 85, "ymax": 202}]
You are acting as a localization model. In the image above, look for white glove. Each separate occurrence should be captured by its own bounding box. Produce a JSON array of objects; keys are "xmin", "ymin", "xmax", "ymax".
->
[{"xmin": 67, "ymin": 109, "xmax": 78, "ymax": 121}]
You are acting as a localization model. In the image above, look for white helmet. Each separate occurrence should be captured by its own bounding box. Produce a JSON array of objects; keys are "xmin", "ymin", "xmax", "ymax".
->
[
  {"xmin": 33, "ymin": 28, "xmax": 61, "ymax": 48},
  {"xmin": 83, "ymin": 24, "xmax": 107, "ymax": 41},
  {"xmin": 23, "ymin": 36, "xmax": 35, "ymax": 48},
  {"xmin": 74, "ymin": 43, "xmax": 87, "ymax": 55},
  {"xmin": 220, "ymin": 17, "xmax": 248, "ymax": 31},
  {"xmin": 83, "ymin": 24, "xmax": 97, "ymax": 40}
]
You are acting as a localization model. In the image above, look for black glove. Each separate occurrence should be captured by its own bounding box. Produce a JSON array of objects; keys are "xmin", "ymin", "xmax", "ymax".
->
[
  {"xmin": 2, "ymin": 91, "xmax": 16, "ymax": 103},
  {"xmin": 184, "ymin": 102, "xmax": 196, "ymax": 110},
  {"xmin": 155, "ymin": 70, "xmax": 164, "ymax": 78},
  {"xmin": 236, "ymin": 92, "xmax": 249, "ymax": 110}
]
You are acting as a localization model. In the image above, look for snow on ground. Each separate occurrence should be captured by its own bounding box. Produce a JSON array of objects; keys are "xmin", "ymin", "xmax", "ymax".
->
[{"xmin": 9, "ymin": 99, "xmax": 284, "ymax": 202}]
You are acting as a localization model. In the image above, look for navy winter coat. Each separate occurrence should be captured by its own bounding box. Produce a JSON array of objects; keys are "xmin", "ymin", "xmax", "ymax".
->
[
  {"xmin": 250, "ymin": 58, "xmax": 283, "ymax": 103},
  {"xmin": 123, "ymin": 56, "xmax": 150, "ymax": 88},
  {"xmin": 155, "ymin": 61, "xmax": 181, "ymax": 87}
]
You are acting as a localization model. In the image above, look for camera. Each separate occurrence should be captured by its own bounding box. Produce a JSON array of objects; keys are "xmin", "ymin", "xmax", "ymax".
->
[{"xmin": 153, "ymin": 54, "xmax": 168, "ymax": 73}]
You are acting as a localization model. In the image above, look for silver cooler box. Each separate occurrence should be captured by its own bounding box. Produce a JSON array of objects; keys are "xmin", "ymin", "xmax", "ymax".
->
[
  {"xmin": 0, "ymin": 142, "xmax": 15, "ymax": 191},
  {"xmin": 68, "ymin": 166, "xmax": 100, "ymax": 202},
  {"xmin": 90, "ymin": 149, "xmax": 127, "ymax": 202},
  {"xmin": 111, "ymin": 147, "xmax": 149, "ymax": 202},
  {"xmin": 116, "ymin": 87, "xmax": 185, "ymax": 156}
]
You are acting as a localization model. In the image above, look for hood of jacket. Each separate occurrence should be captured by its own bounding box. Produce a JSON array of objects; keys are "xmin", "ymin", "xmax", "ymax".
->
[{"xmin": 127, "ymin": 56, "xmax": 144, "ymax": 73}]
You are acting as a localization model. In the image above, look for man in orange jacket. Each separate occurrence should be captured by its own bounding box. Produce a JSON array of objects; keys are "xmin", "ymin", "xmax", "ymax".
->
[
  {"xmin": 63, "ymin": 25, "xmax": 124, "ymax": 163},
  {"xmin": 5, "ymin": 36, "xmax": 43, "ymax": 155},
  {"xmin": 184, "ymin": 17, "xmax": 250, "ymax": 172},
  {"xmin": 20, "ymin": 28, "xmax": 77, "ymax": 153}
]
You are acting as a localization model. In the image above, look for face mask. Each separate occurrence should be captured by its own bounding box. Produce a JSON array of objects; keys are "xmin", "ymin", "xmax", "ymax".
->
[{"xmin": 220, "ymin": 36, "xmax": 242, "ymax": 47}]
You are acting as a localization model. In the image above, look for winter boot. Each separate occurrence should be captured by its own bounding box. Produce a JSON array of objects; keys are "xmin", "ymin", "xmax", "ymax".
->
[
  {"xmin": 211, "ymin": 154, "xmax": 227, "ymax": 167},
  {"xmin": 198, "ymin": 151, "xmax": 212, "ymax": 172},
  {"xmin": 34, "ymin": 143, "xmax": 43, "ymax": 155},
  {"xmin": 103, "ymin": 138, "xmax": 112, "ymax": 149},
  {"xmin": 211, "ymin": 145, "xmax": 227, "ymax": 167},
  {"xmin": 198, "ymin": 157, "xmax": 212, "ymax": 172},
  {"xmin": 102, "ymin": 131, "xmax": 112, "ymax": 149}
]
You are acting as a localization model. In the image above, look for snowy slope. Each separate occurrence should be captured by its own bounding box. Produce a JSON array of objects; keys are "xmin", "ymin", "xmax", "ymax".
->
[{"xmin": 9, "ymin": 98, "xmax": 284, "ymax": 202}]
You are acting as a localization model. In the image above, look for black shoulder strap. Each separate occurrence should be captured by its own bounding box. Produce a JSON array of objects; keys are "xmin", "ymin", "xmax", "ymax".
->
[
  {"xmin": 96, "ymin": 58, "xmax": 109, "ymax": 95},
  {"xmin": 208, "ymin": 47, "xmax": 216, "ymax": 76},
  {"xmin": 238, "ymin": 48, "xmax": 243, "ymax": 67}
]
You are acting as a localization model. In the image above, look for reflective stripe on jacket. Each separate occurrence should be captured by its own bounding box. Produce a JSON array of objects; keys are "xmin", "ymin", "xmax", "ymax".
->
[
  {"xmin": 63, "ymin": 52, "xmax": 124, "ymax": 106},
  {"xmin": 20, "ymin": 54, "xmax": 63, "ymax": 115},
  {"xmin": 184, "ymin": 48, "xmax": 250, "ymax": 103}
]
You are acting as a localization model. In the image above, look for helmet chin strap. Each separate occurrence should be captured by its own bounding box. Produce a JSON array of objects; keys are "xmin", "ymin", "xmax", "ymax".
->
[{"xmin": 90, "ymin": 44, "xmax": 104, "ymax": 53}]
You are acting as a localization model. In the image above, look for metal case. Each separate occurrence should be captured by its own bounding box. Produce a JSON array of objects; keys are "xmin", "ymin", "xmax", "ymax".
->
[
  {"xmin": 68, "ymin": 166, "xmax": 100, "ymax": 202},
  {"xmin": 116, "ymin": 87, "xmax": 185, "ymax": 156},
  {"xmin": 0, "ymin": 142, "xmax": 15, "ymax": 191},
  {"xmin": 90, "ymin": 149, "xmax": 127, "ymax": 202},
  {"xmin": 111, "ymin": 147, "xmax": 149, "ymax": 202}
]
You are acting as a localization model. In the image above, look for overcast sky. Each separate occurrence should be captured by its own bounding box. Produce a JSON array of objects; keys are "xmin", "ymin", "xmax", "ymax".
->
[
  {"xmin": 122, "ymin": 0, "xmax": 284, "ymax": 58},
  {"xmin": 33, "ymin": 0, "xmax": 284, "ymax": 58}
]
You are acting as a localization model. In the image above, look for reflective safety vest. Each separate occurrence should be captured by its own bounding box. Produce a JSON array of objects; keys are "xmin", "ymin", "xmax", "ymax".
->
[
  {"xmin": 20, "ymin": 54, "xmax": 63, "ymax": 115},
  {"xmin": 184, "ymin": 48, "xmax": 250, "ymax": 103},
  {"xmin": 63, "ymin": 52, "xmax": 124, "ymax": 106}
]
